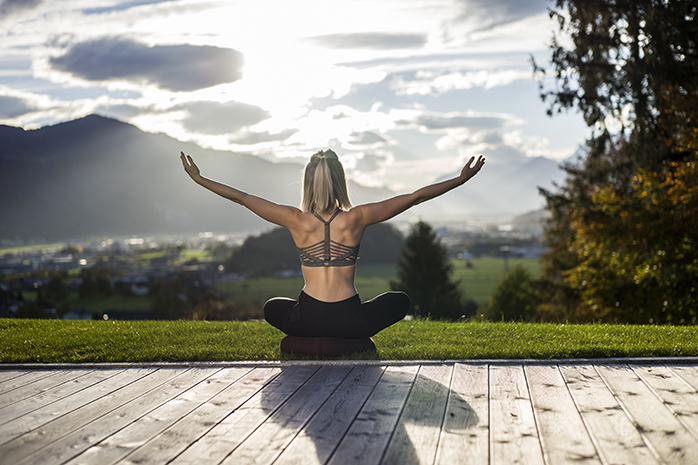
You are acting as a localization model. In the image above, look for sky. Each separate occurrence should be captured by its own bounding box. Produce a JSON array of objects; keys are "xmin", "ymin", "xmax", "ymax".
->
[{"xmin": 0, "ymin": 0, "xmax": 590, "ymax": 192}]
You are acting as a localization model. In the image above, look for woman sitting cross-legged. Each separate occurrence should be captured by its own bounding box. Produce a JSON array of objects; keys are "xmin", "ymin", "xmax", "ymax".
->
[{"xmin": 180, "ymin": 149, "xmax": 485, "ymax": 355}]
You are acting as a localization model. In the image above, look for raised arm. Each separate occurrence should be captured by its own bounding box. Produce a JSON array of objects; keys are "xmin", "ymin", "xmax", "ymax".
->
[
  {"xmin": 355, "ymin": 155, "xmax": 485, "ymax": 226},
  {"xmin": 180, "ymin": 152, "xmax": 300, "ymax": 227}
]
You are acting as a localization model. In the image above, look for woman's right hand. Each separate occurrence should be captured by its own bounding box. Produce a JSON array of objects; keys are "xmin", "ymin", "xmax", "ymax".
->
[{"xmin": 180, "ymin": 151, "xmax": 201, "ymax": 181}]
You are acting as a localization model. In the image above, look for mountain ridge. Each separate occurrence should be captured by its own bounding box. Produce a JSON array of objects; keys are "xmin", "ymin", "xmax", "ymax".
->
[{"xmin": 0, "ymin": 115, "xmax": 564, "ymax": 241}]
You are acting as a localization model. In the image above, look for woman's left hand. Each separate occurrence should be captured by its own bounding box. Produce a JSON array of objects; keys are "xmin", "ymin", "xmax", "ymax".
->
[
  {"xmin": 459, "ymin": 155, "xmax": 485, "ymax": 182},
  {"xmin": 180, "ymin": 151, "xmax": 201, "ymax": 180}
]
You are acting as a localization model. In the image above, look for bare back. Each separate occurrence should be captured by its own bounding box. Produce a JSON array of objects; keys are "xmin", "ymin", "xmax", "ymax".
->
[{"xmin": 288, "ymin": 209, "xmax": 365, "ymax": 302}]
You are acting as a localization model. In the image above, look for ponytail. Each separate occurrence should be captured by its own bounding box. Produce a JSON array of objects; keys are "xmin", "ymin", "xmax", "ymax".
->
[{"xmin": 302, "ymin": 149, "xmax": 352, "ymax": 213}]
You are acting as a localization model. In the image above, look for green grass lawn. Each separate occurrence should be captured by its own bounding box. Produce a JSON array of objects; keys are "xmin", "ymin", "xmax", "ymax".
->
[{"xmin": 2, "ymin": 318, "xmax": 696, "ymax": 363}]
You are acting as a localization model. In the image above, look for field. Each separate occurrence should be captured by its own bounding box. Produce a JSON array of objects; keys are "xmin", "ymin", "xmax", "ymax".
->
[
  {"xmin": 451, "ymin": 257, "xmax": 540, "ymax": 303},
  {"xmin": 14, "ymin": 257, "xmax": 540, "ymax": 316},
  {"xmin": 214, "ymin": 258, "xmax": 540, "ymax": 308},
  {"xmin": 0, "ymin": 242, "xmax": 65, "ymax": 254}
]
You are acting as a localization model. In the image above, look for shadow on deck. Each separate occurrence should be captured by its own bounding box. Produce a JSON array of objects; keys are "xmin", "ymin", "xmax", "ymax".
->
[{"xmin": 0, "ymin": 358, "xmax": 697, "ymax": 464}]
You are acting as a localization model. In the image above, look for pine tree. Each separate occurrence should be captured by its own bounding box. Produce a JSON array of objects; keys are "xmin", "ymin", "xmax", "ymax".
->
[
  {"xmin": 485, "ymin": 265, "xmax": 539, "ymax": 322},
  {"xmin": 390, "ymin": 220, "xmax": 463, "ymax": 320}
]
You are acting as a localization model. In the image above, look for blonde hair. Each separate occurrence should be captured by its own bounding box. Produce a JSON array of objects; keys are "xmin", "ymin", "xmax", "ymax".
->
[{"xmin": 301, "ymin": 149, "xmax": 352, "ymax": 213}]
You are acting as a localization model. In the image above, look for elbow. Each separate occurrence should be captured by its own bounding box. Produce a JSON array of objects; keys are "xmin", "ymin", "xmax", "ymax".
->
[{"xmin": 411, "ymin": 192, "xmax": 427, "ymax": 206}]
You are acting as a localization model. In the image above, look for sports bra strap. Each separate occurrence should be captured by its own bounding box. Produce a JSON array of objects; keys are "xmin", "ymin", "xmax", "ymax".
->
[
  {"xmin": 297, "ymin": 210, "xmax": 359, "ymax": 267},
  {"xmin": 312, "ymin": 210, "xmax": 340, "ymax": 261},
  {"xmin": 311, "ymin": 210, "xmax": 340, "ymax": 224}
]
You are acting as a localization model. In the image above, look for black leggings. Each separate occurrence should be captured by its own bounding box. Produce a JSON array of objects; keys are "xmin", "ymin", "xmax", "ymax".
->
[{"xmin": 264, "ymin": 291, "xmax": 409, "ymax": 338}]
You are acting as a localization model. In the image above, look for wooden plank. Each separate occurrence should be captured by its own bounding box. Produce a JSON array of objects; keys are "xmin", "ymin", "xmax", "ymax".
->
[
  {"xmin": 489, "ymin": 364, "xmax": 544, "ymax": 465},
  {"xmin": 525, "ymin": 365, "xmax": 601, "ymax": 464},
  {"xmin": 0, "ymin": 368, "xmax": 174, "ymax": 460},
  {"xmin": 0, "ymin": 369, "xmax": 94, "ymax": 412},
  {"xmin": 170, "ymin": 365, "xmax": 319, "ymax": 465},
  {"xmin": 274, "ymin": 366, "xmax": 385, "ymax": 465},
  {"xmin": 381, "ymin": 364, "xmax": 453, "ymax": 465},
  {"xmin": 327, "ymin": 365, "xmax": 419, "ymax": 465},
  {"xmin": 14, "ymin": 368, "xmax": 218, "ymax": 465},
  {"xmin": 670, "ymin": 365, "xmax": 698, "ymax": 391},
  {"xmin": 435, "ymin": 363, "xmax": 489, "ymax": 465},
  {"xmin": 632, "ymin": 364, "xmax": 698, "ymax": 439},
  {"xmin": 596, "ymin": 364, "xmax": 698, "ymax": 464},
  {"xmin": 0, "ymin": 369, "xmax": 124, "ymax": 426},
  {"xmin": 0, "ymin": 368, "xmax": 156, "ymax": 446},
  {"xmin": 120, "ymin": 367, "xmax": 282, "ymax": 465},
  {"xmin": 0, "ymin": 370, "xmax": 31, "ymax": 384},
  {"xmin": 0, "ymin": 370, "xmax": 59, "ymax": 395},
  {"xmin": 222, "ymin": 365, "xmax": 353, "ymax": 465},
  {"xmin": 63, "ymin": 367, "xmax": 251, "ymax": 465},
  {"xmin": 559, "ymin": 364, "xmax": 660, "ymax": 465}
]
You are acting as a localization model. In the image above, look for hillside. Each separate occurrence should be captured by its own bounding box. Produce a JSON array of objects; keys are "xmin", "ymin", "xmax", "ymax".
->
[
  {"xmin": 0, "ymin": 115, "xmax": 565, "ymax": 240},
  {"xmin": 0, "ymin": 115, "xmax": 384, "ymax": 240}
]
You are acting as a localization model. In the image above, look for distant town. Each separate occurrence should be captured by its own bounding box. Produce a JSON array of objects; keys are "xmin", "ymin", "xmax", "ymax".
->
[{"xmin": 1, "ymin": 213, "xmax": 546, "ymax": 321}]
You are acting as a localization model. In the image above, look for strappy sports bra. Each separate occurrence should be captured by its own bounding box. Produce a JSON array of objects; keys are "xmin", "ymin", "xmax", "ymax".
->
[{"xmin": 297, "ymin": 211, "xmax": 360, "ymax": 267}]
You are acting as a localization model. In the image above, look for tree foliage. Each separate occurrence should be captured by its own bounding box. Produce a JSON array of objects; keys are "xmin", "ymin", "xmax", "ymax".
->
[
  {"xmin": 44, "ymin": 275, "xmax": 69, "ymax": 306},
  {"xmin": 78, "ymin": 266, "xmax": 114, "ymax": 299},
  {"xmin": 535, "ymin": 0, "xmax": 697, "ymax": 153},
  {"xmin": 563, "ymin": 152, "xmax": 698, "ymax": 323},
  {"xmin": 535, "ymin": 0, "xmax": 698, "ymax": 323},
  {"xmin": 486, "ymin": 265, "xmax": 540, "ymax": 322},
  {"xmin": 225, "ymin": 228, "xmax": 299, "ymax": 277},
  {"xmin": 390, "ymin": 221, "xmax": 464, "ymax": 320}
]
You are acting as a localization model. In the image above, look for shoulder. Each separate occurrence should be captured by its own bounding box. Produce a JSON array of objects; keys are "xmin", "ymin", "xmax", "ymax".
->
[
  {"xmin": 340, "ymin": 206, "xmax": 372, "ymax": 230},
  {"xmin": 288, "ymin": 209, "xmax": 324, "ymax": 232},
  {"xmin": 284, "ymin": 206, "xmax": 308, "ymax": 225}
]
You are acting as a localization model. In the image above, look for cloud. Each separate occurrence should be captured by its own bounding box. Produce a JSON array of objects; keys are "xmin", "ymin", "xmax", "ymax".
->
[
  {"xmin": 308, "ymin": 32, "xmax": 426, "ymax": 50},
  {"xmin": 93, "ymin": 102, "xmax": 152, "ymax": 120},
  {"xmin": 354, "ymin": 152, "xmax": 388, "ymax": 172},
  {"xmin": 348, "ymin": 131, "xmax": 387, "ymax": 146},
  {"xmin": 0, "ymin": 0, "xmax": 42, "ymax": 17},
  {"xmin": 49, "ymin": 38, "xmax": 244, "ymax": 92},
  {"xmin": 453, "ymin": 0, "xmax": 548, "ymax": 31},
  {"xmin": 448, "ymin": 128, "xmax": 573, "ymax": 165},
  {"xmin": 230, "ymin": 128, "xmax": 298, "ymax": 145},
  {"xmin": 0, "ymin": 95, "xmax": 35, "ymax": 118},
  {"xmin": 402, "ymin": 111, "xmax": 518, "ymax": 131},
  {"xmin": 81, "ymin": 0, "xmax": 174, "ymax": 15},
  {"xmin": 175, "ymin": 100, "xmax": 270, "ymax": 135},
  {"xmin": 391, "ymin": 68, "xmax": 531, "ymax": 96}
]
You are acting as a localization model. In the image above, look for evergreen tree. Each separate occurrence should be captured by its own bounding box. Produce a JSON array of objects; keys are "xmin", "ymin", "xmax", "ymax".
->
[
  {"xmin": 390, "ymin": 221, "xmax": 463, "ymax": 320},
  {"xmin": 485, "ymin": 265, "xmax": 539, "ymax": 322},
  {"xmin": 44, "ymin": 275, "xmax": 69, "ymax": 305},
  {"xmin": 44, "ymin": 274, "xmax": 71, "ymax": 316}
]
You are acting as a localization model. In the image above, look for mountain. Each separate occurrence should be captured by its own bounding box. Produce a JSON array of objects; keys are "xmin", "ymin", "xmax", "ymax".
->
[
  {"xmin": 0, "ymin": 115, "xmax": 565, "ymax": 241},
  {"xmin": 0, "ymin": 115, "xmax": 330, "ymax": 240},
  {"xmin": 420, "ymin": 154, "xmax": 566, "ymax": 222}
]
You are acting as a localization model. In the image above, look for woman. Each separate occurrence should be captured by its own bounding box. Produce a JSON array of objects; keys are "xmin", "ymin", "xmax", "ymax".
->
[{"xmin": 180, "ymin": 149, "xmax": 485, "ymax": 349}]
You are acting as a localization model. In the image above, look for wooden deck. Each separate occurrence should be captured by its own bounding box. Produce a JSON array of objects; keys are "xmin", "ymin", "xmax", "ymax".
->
[{"xmin": 1, "ymin": 360, "xmax": 698, "ymax": 464}]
